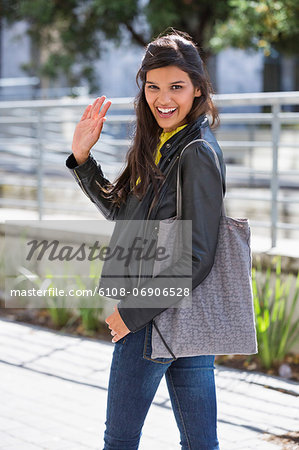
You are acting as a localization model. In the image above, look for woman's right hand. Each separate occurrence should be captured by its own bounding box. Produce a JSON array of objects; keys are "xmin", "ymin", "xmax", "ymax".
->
[{"xmin": 72, "ymin": 96, "xmax": 112, "ymax": 165}]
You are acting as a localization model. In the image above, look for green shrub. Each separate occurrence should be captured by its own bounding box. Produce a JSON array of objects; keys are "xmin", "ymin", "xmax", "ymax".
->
[
  {"xmin": 74, "ymin": 268, "xmax": 104, "ymax": 333},
  {"xmin": 253, "ymin": 256, "xmax": 299, "ymax": 369},
  {"xmin": 46, "ymin": 295, "xmax": 72, "ymax": 328}
]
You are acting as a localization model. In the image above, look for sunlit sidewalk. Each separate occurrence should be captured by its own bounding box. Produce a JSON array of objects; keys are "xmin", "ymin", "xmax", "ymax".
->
[{"xmin": 0, "ymin": 318, "xmax": 298, "ymax": 450}]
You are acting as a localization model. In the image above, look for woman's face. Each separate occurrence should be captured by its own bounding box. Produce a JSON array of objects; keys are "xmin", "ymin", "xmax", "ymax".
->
[{"xmin": 144, "ymin": 65, "xmax": 201, "ymax": 132}]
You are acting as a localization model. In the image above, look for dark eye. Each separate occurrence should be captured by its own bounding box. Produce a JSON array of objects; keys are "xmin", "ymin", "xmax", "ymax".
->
[
  {"xmin": 172, "ymin": 85, "xmax": 182, "ymax": 90},
  {"xmin": 147, "ymin": 85, "xmax": 158, "ymax": 90}
]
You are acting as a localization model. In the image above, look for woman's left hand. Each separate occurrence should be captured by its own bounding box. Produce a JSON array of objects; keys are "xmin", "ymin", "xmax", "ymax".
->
[{"xmin": 105, "ymin": 306, "xmax": 131, "ymax": 342}]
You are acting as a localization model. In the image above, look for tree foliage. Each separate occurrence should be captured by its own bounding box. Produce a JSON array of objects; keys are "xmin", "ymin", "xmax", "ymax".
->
[
  {"xmin": 1, "ymin": 0, "xmax": 104, "ymax": 91},
  {"xmin": 211, "ymin": 0, "xmax": 299, "ymax": 56},
  {"xmin": 1, "ymin": 0, "xmax": 298, "ymax": 91}
]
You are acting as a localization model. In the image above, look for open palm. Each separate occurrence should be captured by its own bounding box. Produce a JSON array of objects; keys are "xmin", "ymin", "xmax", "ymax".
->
[{"xmin": 72, "ymin": 96, "xmax": 112, "ymax": 159}]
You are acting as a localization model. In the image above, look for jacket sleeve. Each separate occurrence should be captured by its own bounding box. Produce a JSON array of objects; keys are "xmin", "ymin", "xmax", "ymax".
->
[
  {"xmin": 65, "ymin": 152, "xmax": 119, "ymax": 221},
  {"xmin": 118, "ymin": 141, "xmax": 224, "ymax": 332}
]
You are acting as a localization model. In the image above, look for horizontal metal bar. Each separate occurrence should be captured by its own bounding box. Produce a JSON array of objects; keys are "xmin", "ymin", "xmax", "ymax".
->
[
  {"xmin": 0, "ymin": 179, "xmax": 75, "ymax": 188},
  {"xmin": 249, "ymin": 220, "xmax": 299, "ymax": 230},
  {"xmin": 0, "ymin": 137, "xmax": 131, "ymax": 148},
  {"xmin": 214, "ymin": 91, "xmax": 299, "ymax": 106},
  {"xmin": 218, "ymin": 112, "xmax": 299, "ymax": 124},
  {"xmin": 0, "ymin": 138, "xmax": 38, "ymax": 146},
  {"xmin": 0, "ymin": 91, "xmax": 299, "ymax": 110},
  {"xmin": 225, "ymin": 193, "xmax": 299, "ymax": 203},
  {"xmin": 227, "ymin": 166, "xmax": 299, "ymax": 176},
  {"xmin": 276, "ymin": 222, "xmax": 299, "ymax": 230},
  {"xmin": 220, "ymin": 140, "xmax": 272, "ymax": 148},
  {"xmin": 0, "ymin": 97, "xmax": 135, "ymax": 110},
  {"xmin": 0, "ymin": 198, "xmax": 37, "ymax": 208},
  {"xmin": 220, "ymin": 141, "xmax": 298, "ymax": 149},
  {"xmin": 0, "ymin": 114, "xmax": 136, "ymax": 124},
  {"xmin": 1, "ymin": 115, "xmax": 299, "ymax": 127},
  {"xmin": 0, "ymin": 198, "xmax": 94, "ymax": 212},
  {"xmin": 0, "ymin": 76, "xmax": 40, "ymax": 87},
  {"xmin": 4, "ymin": 137, "xmax": 297, "ymax": 150},
  {"xmin": 1, "ymin": 112, "xmax": 298, "ymax": 126},
  {"xmin": 0, "ymin": 117, "xmax": 40, "ymax": 124}
]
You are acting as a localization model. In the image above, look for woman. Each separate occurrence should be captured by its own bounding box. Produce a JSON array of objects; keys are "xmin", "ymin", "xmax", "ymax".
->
[{"xmin": 66, "ymin": 30, "xmax": 225, "ymax": 450}]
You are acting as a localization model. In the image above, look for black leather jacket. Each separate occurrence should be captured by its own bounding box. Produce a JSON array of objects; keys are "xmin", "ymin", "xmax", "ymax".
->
[{"xmin": 65, "ymin": 114, "xmax": 226, "ymax": 332}]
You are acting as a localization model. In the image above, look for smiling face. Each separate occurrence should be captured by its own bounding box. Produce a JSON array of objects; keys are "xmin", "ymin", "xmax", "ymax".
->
[{"xmin": 144, "ymin": 65, "xmax": 201, "ymax": 132}]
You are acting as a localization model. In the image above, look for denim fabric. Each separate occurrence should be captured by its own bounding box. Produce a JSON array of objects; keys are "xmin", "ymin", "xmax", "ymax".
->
[{"xmin": 103, "ymin": 322, "xmax": 220, "ymax": 450}]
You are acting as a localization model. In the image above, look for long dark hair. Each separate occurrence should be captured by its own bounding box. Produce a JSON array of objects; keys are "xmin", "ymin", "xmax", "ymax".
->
[{"xmin": 100, "ymin": 29, "xmax": 219, "ymax": 207}]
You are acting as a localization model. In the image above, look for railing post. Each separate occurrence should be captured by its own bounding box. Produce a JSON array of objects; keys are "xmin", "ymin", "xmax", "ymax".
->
[
  {"xmin": 270, "ymin": 103, "xmax": 281, "ymax": 248},
  {"xmin": 36, "ymin": 109, "xmax": 44, "ymax": 220}
]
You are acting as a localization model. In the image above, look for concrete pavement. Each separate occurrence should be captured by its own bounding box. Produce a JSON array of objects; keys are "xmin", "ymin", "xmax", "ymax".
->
[{"xmin": 0, "ymin": 318, "xmax": 298, "ymax": 450}]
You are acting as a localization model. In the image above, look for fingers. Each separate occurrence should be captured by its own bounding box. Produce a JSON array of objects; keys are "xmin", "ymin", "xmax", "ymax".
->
[
  {"xmin": 97, "ymin": 99, "xmax": 112, "ymax": 119},
  {"xmin": 87, "ymin": 99, "xmax": 100, "ymax": 119},
  {"xmin": 90, "ymin": 96, "xmax": 104, "ymax": 118},
  {"xmin": 112, "ymin": 332, "xmax": 122, "ymax": 343},
  {"xmin": 110, "ymin": 327, "xmax": 119, "ymax": 343},
  {"xmin": 112, "ymin": 330, "xmax": 129, "ymax": 343},
  {"xmin": 90, "ymin": 96, "xmax": 111, "ymax": 119},
  {"xmin": 81, "ymin": 104, "xmax": 92, "ymax": 121},
  {"xmin": 82, "ymin": 96, "xmax": 111, "ymax": 130},
  {"xmin": 91, "ymin": 116, "xmax": 106, "ymax": 135}
]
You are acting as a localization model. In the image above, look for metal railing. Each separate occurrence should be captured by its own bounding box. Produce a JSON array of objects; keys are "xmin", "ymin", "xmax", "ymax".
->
[
  {"xmin": 0, "ymin": 91, "xmax": 299, "ymax": 248},
  {"xmin": 0, "ymin": 77, "xmax": 89, "ymax": 100}
]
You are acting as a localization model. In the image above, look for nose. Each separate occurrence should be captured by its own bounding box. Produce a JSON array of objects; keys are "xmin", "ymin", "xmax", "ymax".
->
[{"xmin": 157, "ymin": 89, "xmax": 172, "ymax": 105}]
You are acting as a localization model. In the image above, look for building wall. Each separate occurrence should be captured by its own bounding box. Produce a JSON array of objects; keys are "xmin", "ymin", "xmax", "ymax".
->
[
  {"xmin": 2, "ymin": 21, "xmax": 30, "ymax": 78},
  {"xmin": 94, "ymin": 39, "xmax": 144, "ymax": 98},
  {"xmin": 217, "ymin": 47, "xmax": 264, "ymax": 94}
]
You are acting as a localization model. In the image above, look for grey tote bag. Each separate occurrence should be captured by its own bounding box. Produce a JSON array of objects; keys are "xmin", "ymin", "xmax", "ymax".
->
[{"xmin": 151, "ymin": 139, "xmax": 258, "ymax": 359}]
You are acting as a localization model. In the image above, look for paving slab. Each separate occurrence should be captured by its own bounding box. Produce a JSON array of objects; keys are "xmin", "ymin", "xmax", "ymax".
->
[{"xmin": 0, "ymin": 318, "xmax": 298, "ymax": 449}]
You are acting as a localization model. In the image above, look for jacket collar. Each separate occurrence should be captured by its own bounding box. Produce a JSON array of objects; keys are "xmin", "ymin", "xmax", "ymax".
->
[{"xmin": 159, "ymin": 114, "xmax": 208, "ymax": 159}]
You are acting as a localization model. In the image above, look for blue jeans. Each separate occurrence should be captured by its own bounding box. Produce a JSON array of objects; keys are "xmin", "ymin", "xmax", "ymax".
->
[{"xmin": 103, "ymin": 322, "xmax": 220, "ymax": 450}]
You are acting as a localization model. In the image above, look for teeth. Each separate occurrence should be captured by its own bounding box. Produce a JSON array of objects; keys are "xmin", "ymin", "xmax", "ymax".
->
[{"xmin": 157, "ymin": 107, "xmax": 176, "ymax": 114}]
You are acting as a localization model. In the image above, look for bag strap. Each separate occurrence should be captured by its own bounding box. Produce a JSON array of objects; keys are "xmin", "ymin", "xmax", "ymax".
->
[
  {"xmin": 176, "ymin": 138, "xmax": 226, "ymax": 218},
  {"xmin": 147, "ymin": 138, "xmax": 226, "ymax": 220},
  {"xmin": 146, "ymin": 150, "xmax": 181, "ymax": 221}
]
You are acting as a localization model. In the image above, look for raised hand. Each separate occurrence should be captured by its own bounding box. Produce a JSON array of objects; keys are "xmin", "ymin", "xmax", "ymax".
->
[{"xmin": 72, "ymin": 96, "xmax": 112, "ymax": 165}]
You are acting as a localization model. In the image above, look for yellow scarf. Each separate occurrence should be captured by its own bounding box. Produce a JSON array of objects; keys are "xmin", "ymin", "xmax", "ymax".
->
[{"xmin": 136, "ymin": 124, "xmax": 187, "ymax": 185}]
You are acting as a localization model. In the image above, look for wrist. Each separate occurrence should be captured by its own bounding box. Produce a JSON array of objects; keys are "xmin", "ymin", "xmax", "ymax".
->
[
  {"xmin": 75, "ymin": 156, "xmax": 89, "ymax": 165},
  {"xmin": 72, "ymin": 150, "xmax": 90, "ymax": 165}
]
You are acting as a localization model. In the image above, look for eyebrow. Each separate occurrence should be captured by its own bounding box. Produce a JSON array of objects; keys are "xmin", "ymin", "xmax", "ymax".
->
[{"xmin": 145, "ymin": 80, "xmax": 187, "ymax": 84}]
